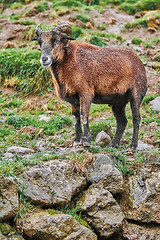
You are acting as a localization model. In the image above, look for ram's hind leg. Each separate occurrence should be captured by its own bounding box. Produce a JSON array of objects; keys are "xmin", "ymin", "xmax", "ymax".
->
[
  {"xmin": 129, "ymin": 96, "xmax": 141, "ymax": 150},
  {"xmin": 71, "ymin": 104, "xmax": 82, "ymax": 147},
  {"xmin": 111, "ymin": 105, "xmax": 128, "ymax": 148}
]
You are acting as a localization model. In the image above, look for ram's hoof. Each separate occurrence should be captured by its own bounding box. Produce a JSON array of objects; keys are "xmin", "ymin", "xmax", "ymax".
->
[{"xmin": 83, "ymin": 141, "xmax": 91, "ymax": 147}]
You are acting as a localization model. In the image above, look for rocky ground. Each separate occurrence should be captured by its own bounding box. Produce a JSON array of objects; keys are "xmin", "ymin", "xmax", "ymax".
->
[{"xmin": 0, "ymin": 0, "xmax": 160, "ymax": 239}]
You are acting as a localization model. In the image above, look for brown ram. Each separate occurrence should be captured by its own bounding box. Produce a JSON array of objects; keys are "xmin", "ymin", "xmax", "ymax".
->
[{"xmin": 34, "ymin": 21, "xmax": 147, "ymax": 149}]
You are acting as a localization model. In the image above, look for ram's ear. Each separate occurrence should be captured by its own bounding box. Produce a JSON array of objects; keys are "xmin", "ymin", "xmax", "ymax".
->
[
  {"xmin": 61, "ymin": 34, "xmax": 75, "ymax": 41},
  {"xmin": 35, "ymin": 24, "xmax": 42, "ymax": 36},
  {"xmin": 61, "ymin": 34, "xmax": 75, "ymax": 48}
]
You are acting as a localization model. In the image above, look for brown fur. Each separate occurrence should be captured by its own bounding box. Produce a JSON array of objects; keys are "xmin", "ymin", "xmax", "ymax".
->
[{"xmin": 36, "ymin": 30, "xmax": 147, "ymax": 149}]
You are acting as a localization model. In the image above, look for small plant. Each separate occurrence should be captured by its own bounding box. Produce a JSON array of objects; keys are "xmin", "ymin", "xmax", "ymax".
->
[
  {"xmin": 90, "ymin": 120, "xmax": 111, "ymax": 140},
  {"xmin": 131, "ymin": 37, "xmax": 142, "ymax": 45},
  {"xmin": 37, "ymin": 2, "xmax": 48, "ymax": 12},
  {"xmin": 10, "ymin": 2, "xmax": 22, "ymax": 9},
  {"xmin": 142, "ymin": 94, "xmax": 157, "ymax": 105},
  {"xmin": 97, "ymin": 23, "xmax": 106, "ymax": 30},
  {"xmin": 59, "ymin": 204, "xmax": 91, "ymax": 229},
  {"xmin": 89, "ymin": 35, "xmax": 106, "ymax": 47},
  {"xmin": 17, "ymin": 183, "xmax": 32, "ymax": 219},
  {"xmin": 72, "ymin": 25, "xmax": 84, "ymax": 39},
  {"xmin": 76, "ymin": 13, "xmax": 90, "ymax": 23},
  {"xmin": 53, "ymin": 0, "xmax": 83, "ymax": 8}
]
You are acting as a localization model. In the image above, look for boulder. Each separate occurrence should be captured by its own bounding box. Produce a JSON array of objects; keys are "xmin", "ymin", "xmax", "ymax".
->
[
  {"xmin": 78, "ymin": 184, "xmax": 124, "ymax": 238},
  {"xmin": 150, "ymin": 96, "xmax": 160, "ymax": 112},
  {"xmin": 0, "ymin": 178, "xmax": 19, "ymax": 221},
  {"xmin": 87, "ymin": 154, "xmax": 123, "ymax": 194},
  {"xmin": 19, "ymin": 160, "xmax": 87, "ymax": 206},
  {"xmin": 0, "ymin": 23, "xmax": 29, "ymax": 43},
  {"xmin": 95, "ymin": 131, "xmax": 111, "ymax": 146},
  {"xmin": 0, "ymin": 232, "xmax": 25, "ymax": 240},
  {"xmin": 122, "ymin": 161, "xmax": 160, "ymax": 223},
  {"xmin": 21, "ymin": 211, "xmax": 97, "ymax": 240},
  {"xmin": 122, "ymin": 220, "xmax": 160, "ymax": 240},
  {"xmin": 137, "ymin": 140, "xmax": 153, "ymax": 151},
  {"xmin": 7, "ymin": 146, "xmax": 35, "ymax": 154}
]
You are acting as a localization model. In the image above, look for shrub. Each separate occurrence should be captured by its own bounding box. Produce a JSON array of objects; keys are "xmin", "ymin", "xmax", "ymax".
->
[
  {"xmin": 89, "ymin": 35, "xmax": 106, "ymax": 47},
  {"xmin": 37, "ymin": 2, "xmax": 48, "ymax": 12},
  {"xmin": 119, "ymin": 0, "xmax": 160, "ymax": 15},
  {"xmin": 53, "ymin": 0, "xmax": 83, "ymax": 8},
  {"xmin": 72, "ymin": 25, "xmax": 84, "ymax": 39},
  {"xmin": 131, "ymin": 37, "xmax": 142, "ymax": 45},
  {"xmin": 90, "ymin": 120, "xmax": 111, "ymax": 140},
  {"xmin": 75, "ymin": 13, "xmax": 90, "ymax": 23}
]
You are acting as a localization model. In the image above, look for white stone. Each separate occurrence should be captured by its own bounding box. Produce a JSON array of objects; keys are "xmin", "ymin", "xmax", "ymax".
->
[{"xmin": 150, "ymin": 97, "xmax": 160, "ymax": 112}]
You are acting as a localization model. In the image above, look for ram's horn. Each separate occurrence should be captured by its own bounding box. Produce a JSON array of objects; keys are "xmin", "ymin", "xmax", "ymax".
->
[{"xmin": 55, "ymin": 21, "xmax": 72, "ymax": 37}]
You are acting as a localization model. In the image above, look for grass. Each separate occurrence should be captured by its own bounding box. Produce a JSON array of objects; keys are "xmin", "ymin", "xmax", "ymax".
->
[
  {"xmin": 47, "ymin": 205, "xmax": 91, "ymax": 228},
  {"xmin": 0, "ymin": 48, "xmax": 52, "ymax": 95},
  {"xmin": 75, "ymin": 13, "xmax": 90, "ymax": 23},
  {"xmin": 89, "ymin": 35, "xmax": 106, "ymax": 47},
  {"xmin": 119, "ymin": 0, "xmax": 160, "ymax": 15},
  {"xmin": 131, "ymin": 37, "xmax": 142, "ymax": 45},
  {"xmin": 90, "ymin": 120, "xmax": 111, "ymax": 140}
]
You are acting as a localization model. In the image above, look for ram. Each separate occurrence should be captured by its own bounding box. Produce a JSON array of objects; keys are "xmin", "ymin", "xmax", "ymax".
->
[{"xmin": 34, "ymin": 21, "xmax": 147, "ymax": 150}]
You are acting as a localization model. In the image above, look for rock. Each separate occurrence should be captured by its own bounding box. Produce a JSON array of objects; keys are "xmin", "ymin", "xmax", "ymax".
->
[
  {"xmin": 75, "ymin": 19, "xmax": 86, "ymax": 28},
  {"xmin": 19, "ymin": 160, "xmax": 87, "ymax": 206},
  {"xmin": 150, "ymin": 96, "xmax": 160, "ymax": 111},
  {"xmin": 0, "ymin": 178, "xmax": 19, "ymax": 221},
  {"xmin": 78, "ymin": 184, "xmax": 124, "ymax": 238},
  {"xmin": 21, "ymin": 211, "xmax": 97, "ymax": 240},
  {"xmin": 95, "ymin": 131, "xmax": 111, "ymax": 146},
  {"xmin": 122, "ymin": 220, "xmax": 160, "ymax": 240},
  {"xmin": 39, "ymin": 114, "xmax": 51, "ymax": 122},
  {"xmin": 7, "ymin": 146, "xmax": 35, "ymax": 154},
  {"xmin": 0, "ymin": 23, "xmax": 29, "ymax": 42},
  {"xmin": 122, "ymin": 162, "xmax": 160, "ymax": 223},
  {"xmin": 16, "ymin": 126, "xmax": 40, "ymax": 137},
  {"xmin": 3, "ymin": 152, "xmax": 14, "ymax": 159},
  {"xmin": 87, "ymin": 154, "xmax": 123, "ymax": 194},
  {"xmin": 137, "ymin": 140, "xmax": 153, "ymax": 151},
  {"xmin": 0, "ymin": 232, "xmax": 25, "ymax": 240}
]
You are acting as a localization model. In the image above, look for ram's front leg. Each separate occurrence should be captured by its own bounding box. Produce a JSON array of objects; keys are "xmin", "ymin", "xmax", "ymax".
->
[
  {"xmin": 80, "ymin": 94, "xmax": 93, "ymax": 147},
  {"xmin": 71, "ymin": 104, "xmax": 83, "ymax": 147}
]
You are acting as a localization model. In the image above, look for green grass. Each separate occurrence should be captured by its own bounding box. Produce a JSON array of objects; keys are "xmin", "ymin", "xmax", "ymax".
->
[
  {"xmin": 119, "ymin": 0, "xmax": 160, "ymax": 15},
  {"xmin": 131, "ymin": 37, "xmax": 142, "ymax": 45},
  {"xmin": 53, "ymin": 0, "xmax": 83, "ymax": 8},
  {"xmin": 0, "ymin": 48, "xmax": 52, "ymax": 95},
  {"xmin": 76, "ymin": 13, "xmax": 90, "ymax": 23},
  {"xmin": 72, "ymin": 25, "xmax": 85, "ymax": 39},
  {"xmin": 90, "ymin": 120, "xmax": 111, "ymax": 140},
  {"xmin": 89, "ymin": 35, "xmax": 106, "ymax": 47},
  {"xmin": 5, "ymin": 114, "xmax": 73, "ymax": 133},
  {"xmin": 59, "ymin": 204, "xmax": 91, "ymax": 228}
]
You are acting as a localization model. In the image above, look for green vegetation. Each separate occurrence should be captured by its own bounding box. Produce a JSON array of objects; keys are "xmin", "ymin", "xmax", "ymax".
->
[
  {"xmin": 90, "ymin": 120, "xmax": 111, "ymax": 140},
  {"xmin": 119, "ymin": 0, "xmax": 160, "ymax": 15},
  {"xmin": 59, "ymin": 204, "xmax": 91, "ymax": 229},
  {"xmin": 72, "ymin": 25, "xmax": 85, "ymax": 39},
  {"xmin": 89, "ymin": 35, "xmax": 106, "ymax": 47},
  {"xmin": 131, "ymin": 37, "xmax": 142, "ymax": 45},
  {"xmin": 0, "ymin": 48, "xmax": 52, "ymax": 95},
  {"xmin": 53, "ymin": 0, "xmax": 83, "ymax": 8},
  {"xmin": 75, "ymin": 13, "xmax": 90, "ymax": 23}
]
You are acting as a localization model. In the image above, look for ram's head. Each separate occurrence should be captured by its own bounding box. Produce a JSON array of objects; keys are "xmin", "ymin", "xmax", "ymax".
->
[{"xmin": 34, "ymin": 22, "xmax": 75, "ymax": 68}]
